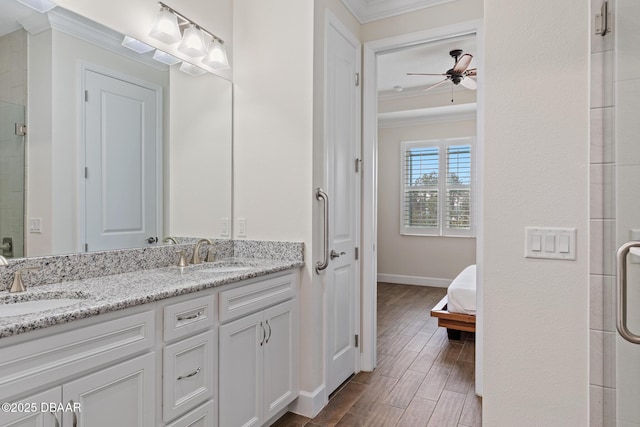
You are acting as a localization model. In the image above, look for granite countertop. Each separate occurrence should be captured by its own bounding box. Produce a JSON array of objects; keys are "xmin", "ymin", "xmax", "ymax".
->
[{"xmin": 0, "ymin": 257, "xmax": 303, "ymax": 339}]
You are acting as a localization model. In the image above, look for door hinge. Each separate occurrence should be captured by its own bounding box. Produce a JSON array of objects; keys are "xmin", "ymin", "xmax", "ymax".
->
[
  {"xmin": 84, "ymin": 243, "xmax": 89, "ymax": 252},
  {"xmin": 84, "ymin": 167, "xmax": 89, "ymax": 179},
  {"xmin": 85, "ymin": 90, "xmax": 89, "ymax": 102},
  {"xmin": 595, "ymin": 0, "xmax": 612, "ymax": 36},
  {"xmin": 355, "ymin": 158, "xmax": 361, "ymax": 173},
  {"xmin": 355, "ymin": 72, "xmax": 360, "ymax": 87},
  {"xmin": 354, "ymin": 247, "xmax": 359, "ymax": 260},
  {"xmin": 15, "ymin": 123, "xmax": 27, "ymax": 136},
  {"xmin": 355, "ymin": 334, "xmax": 359, "ymax": 348}
]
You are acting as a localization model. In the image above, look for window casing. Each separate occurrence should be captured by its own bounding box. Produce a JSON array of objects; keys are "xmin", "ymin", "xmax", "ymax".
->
[{"xmin": 401, "ymin": 138, "xmax": 475, "ymax": 237}]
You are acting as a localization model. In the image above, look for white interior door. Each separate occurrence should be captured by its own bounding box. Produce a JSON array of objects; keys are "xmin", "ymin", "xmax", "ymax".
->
[
  {"xmin": 615, "ymin": 2, "xmax": 640, "ymax": 425},
  {"xmin": 84, "ymin": 69, "xmax": 160, "ymax": 252},
  {"xmin": 325, "ymin": 15, "xmax": 361, "ymax": 395}
]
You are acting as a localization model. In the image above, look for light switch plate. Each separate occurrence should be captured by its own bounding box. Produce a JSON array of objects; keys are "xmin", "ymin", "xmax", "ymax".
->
[
  {"xmin": 29, "ymin": 218, "xmax": 42, "ymax": 233},
  {"xmin": 525, "ymin": 227, "xmax": 576, "ymax": 260},
  {"xmin": 237, "ymin": 218, "xmax": 247, "ymax": 237},
  {"xmin": 220, "ymin": 218, "xmax": 229, "ymax": 237}
]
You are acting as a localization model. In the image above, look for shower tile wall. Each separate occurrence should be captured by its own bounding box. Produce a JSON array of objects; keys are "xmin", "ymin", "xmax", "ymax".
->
[
  {"xmin": 590, "ymin": 0, "xmax": 616, "ymax": 425},
  {"xmin": 0, "ymin": 29, "xmax": 27, "ymax": 258}
]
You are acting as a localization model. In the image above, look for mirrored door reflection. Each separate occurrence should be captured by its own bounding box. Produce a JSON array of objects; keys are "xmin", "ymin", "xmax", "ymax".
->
[{"xmin": 0, "ymin": 101, "xmax": 25, "ymax": 258}]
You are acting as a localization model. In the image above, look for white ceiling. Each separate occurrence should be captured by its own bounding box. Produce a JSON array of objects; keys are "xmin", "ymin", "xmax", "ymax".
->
[
  {"xmin": 376, "ymin": 34, "xmax": 476, "ymax": 95},
  {"xmin": 341, "ymin": 0, "xmax": 455, "ymax": 24}
]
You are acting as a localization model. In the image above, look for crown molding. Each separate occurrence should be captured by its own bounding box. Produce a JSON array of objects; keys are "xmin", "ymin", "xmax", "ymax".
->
[
  {"xmin": 341, "ymin": 0, "xmax": 455, "ymax": 24},
  {"xmin": 378, "ymin": 102, "xmax": 476, "ymax": 128},
  {"xmin": 21, "ymin": 7, "xmax": 168, "ymax": 71}
]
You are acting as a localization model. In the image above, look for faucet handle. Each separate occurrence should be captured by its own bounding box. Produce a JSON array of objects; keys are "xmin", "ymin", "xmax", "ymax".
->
[
  {"xmin": 10, "ymin": 267, "xmax": 40, "ymax": 293},
  {"xmin": 177, "ymin": 251, "xmax": 188, "ymax": 267},
  {"xmin": 206, "ymin": 247, "xmax": 216, "ymax": 263}
]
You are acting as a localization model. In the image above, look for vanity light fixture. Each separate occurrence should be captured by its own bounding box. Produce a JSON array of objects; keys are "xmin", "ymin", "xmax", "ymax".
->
[
  {"xmin": 203, "ymin": 38, "xmax": 230, "ymax": 70},
  {"xmin": 121, "ymin": 36, "xmax": 154, "ymax": 54},
  {"xmin": 15, "ymin": 0, "xmax": 57, "ymax": 13},
  {"xmin": 179, "ymin": 62, "xmax": 207, "ymax": 76},
  {"xmin": 178, "ymin": 24, "xmax": 207, "ymax": 57},
  {"xmin": 149, "ymin": 5, "xmax": 181, "ymax": 44},
  {"xmin": 149, "ymin": 2, "xmax": 230, "ymax": 69},
  {"xmin": 152, "ymin": 49, "xmax": 181, "ymax": 65}
]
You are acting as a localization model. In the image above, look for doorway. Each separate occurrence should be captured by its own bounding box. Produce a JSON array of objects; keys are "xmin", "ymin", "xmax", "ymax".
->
[{"xmin": 361, "ymin": 20, "xmax": 484, "ymax": 395}]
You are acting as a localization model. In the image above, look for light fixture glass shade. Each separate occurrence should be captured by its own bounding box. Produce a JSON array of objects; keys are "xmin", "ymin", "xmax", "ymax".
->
[
  {"xmin": 149, "ymin": 7, "xmax": 181, "ymax": 44},
  {"xmin": 178, "ymin": 24, "xmax": 207, "ymax": 57},
  {"xmin": 15, "ymin": 0, "xmax": 57, "ymax": 13},
  {"xmin": 121, "ymin": 36, "xmax": 154, "ymax": 54},
  {"xmin": 202, "ymin": 39, "xmax": 230, "ymax": 70},
  {"xmin": 152, "ymin": 49, "xmax": 181, "ymax": 65},
  {"xmin": 179, "ymin": 62, "xmax": 207, "ymax": 76}
]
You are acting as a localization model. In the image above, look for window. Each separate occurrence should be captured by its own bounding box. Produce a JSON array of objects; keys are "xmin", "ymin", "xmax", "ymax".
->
[{"xmin": 401, "ymin": 138, "xmax": 474, "ymax": 237}]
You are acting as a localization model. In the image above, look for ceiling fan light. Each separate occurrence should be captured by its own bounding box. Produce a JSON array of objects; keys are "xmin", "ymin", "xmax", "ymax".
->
[
  {"xmin": 149, "ymin": 7, "xmax": 181, "ymax": 44},
  {"xmin": 202, "ymin": 38, "xmax": 230, "ymax": 70},
  {"xmin": 179, "ymin": 62, "xmax": 207, "ymax": 76},
  {"xmin": 15, "ymin": 0, "xmax": 57, "ymax": 13},
  {"xmin": 178, "ymin": 24, "xmax": 207, "ymax": 57}
]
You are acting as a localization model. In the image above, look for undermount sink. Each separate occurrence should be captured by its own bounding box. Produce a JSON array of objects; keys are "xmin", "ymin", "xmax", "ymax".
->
[
  {"xmin": 198, "ymin": 266, "xmax": 253, "ymax": 273},
  {"xmin": 0, "ymin": 291, "xmax": 89, "ymax": 317}
]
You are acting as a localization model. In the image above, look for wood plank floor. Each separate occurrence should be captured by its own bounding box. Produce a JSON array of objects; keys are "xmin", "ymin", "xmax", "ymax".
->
[{"xmin": 272, "ymin": 282, "xmax": 482, "ymax": 427}]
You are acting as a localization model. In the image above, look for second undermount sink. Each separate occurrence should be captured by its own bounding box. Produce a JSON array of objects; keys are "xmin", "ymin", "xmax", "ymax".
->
[
  {"xmin": 198, "ymin": 265, "xmax": 253, "ymax": 274},
  {"xmin": 0, "ymin": 291, "xmax": 89, "ymax": 318}
]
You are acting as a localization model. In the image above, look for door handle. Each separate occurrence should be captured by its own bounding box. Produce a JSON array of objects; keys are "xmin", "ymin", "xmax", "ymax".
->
[
  {"xmin": 316, "ymin": 188, "xmax": 329, "ymax": 274},
  {"xmin": 616, "ymin": 241, "xmax": 640, "ymax": 344},
  {"xmin": 146, "ymin": 236, "xmax": 158, "ymax": 244},
  {"xmin": 330, "ymin": 250, "xmax": 346, "ymax": 260}
]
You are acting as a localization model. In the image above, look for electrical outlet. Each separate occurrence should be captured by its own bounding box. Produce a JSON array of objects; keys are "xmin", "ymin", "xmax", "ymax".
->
[
  {"xmin": 220, "ymin": 218, "xmax": 229, "ymax": 237},
  {"xmin": 238, "ymin": 218, "xmax": 247, "ymax": 237},
  {"xmin": 29, "ymin": 218, "xmax": 42, "ymax": 233}
]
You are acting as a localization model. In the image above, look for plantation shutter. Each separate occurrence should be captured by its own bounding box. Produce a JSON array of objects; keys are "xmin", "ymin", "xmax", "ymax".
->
[{"xmin": 445, "ymin": 145, "xmax": 472, "ymax": 233}]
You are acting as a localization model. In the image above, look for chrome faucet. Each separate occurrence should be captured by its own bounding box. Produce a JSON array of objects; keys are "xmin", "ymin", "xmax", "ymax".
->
[
  {"xmin": 163, "ymin": 236, "xmax": 179, "ymax": 245},
  {"xmin": 191, "ymin": 239, "xmax": 213, "ymax": 265}
]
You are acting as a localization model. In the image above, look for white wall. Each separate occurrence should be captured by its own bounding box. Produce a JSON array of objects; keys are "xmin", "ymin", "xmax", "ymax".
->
[
  {"xmin": 482, "ymin": 1, "xmax": 589, "ymax": 425},
  {"xmin": 169, "ymin": 68, "xmax": 232, "ymax": 238},
  {"xmin": 377, "ymin": 118, "xmax": 476, "ymax": 284},
  {"xmin": 233, "ymin": 0, "xmax": 319, "ymax": 409}
]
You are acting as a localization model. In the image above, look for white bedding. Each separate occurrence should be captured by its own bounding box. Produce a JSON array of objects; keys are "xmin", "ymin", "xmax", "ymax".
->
[{"xmin": 447, "ymin": 264, "xmax": 477, "ymax": 315}]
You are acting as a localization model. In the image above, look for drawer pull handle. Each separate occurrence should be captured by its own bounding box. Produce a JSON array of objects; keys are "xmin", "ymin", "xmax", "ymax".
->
[
  {"xmin": 177, "ymin": 367, "xmax": 201, "ymax": 380},
  {"xmin": 260, "ymin": 321, "xmax": 266, "ymax": 346},
  {"xmin": 51, "ymin": 412, "xmax": 60, "ymax": 427},
  {"xmin": 71, "ymin": 401, "xmax": 78, "ymax": 427},
  {"xmin": 265, "ymin": 320, "xmax": 272, "ymax": 344},
  {"xmin": 177, "ymin": 311, "xmax": 203, "ymax": 321}
]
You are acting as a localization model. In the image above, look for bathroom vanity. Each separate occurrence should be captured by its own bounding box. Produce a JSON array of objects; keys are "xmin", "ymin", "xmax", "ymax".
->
[{"xmin": 0, "ymin": 249, "xmax": 302, "ymax": 427}]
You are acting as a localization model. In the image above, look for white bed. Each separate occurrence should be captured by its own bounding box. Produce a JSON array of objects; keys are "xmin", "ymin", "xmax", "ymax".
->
[
  {"xmin": 431, "ymin": 264, "xmax": 477, "ymax": 339},
  {"xmin": 446, "ymin": 264, "xmax": 477, "ymax": 315}
]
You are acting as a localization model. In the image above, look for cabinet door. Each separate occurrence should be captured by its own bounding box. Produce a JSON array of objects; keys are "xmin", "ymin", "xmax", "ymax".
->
[
  {"xmin": 61, "ymin": 353, "xmax": 155, "ymax": 427},
  {"xmin": 2, "ymin": 387, "xmax": 61, "ymax": 427},
  {"xmin": 262, "ymin": 300, "xmax": 298, "ymax": 421},
  {"xmin": 219, "ymin": 312, "xmax": 263, "ymax": 427}
]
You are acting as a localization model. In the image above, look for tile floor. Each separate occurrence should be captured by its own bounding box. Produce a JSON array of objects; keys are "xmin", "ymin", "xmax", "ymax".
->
[{"xmin": 272, "ymin": 282, "xmax": 481, "ymax": 427}]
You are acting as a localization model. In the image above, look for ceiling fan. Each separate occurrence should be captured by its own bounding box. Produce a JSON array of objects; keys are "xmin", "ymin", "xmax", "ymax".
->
[{"xmin": 407, "ymin": 49, "xmax": 477, "ymax": 93}]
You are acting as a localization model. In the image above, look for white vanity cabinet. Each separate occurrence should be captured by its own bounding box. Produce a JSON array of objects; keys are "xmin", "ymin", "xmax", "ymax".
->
[
  {"xmin": 218, "ymin": 272, "xmax": 298, "ymax": 427},
  {"xmin": 0, "ymin": 308, "xmax": 156, "ymax": 427}
]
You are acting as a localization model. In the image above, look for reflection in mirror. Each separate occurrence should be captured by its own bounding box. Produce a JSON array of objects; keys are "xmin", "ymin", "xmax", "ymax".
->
[{"xmin": 0, "ymin": 1, "xmax": 232, "ymax": 259}]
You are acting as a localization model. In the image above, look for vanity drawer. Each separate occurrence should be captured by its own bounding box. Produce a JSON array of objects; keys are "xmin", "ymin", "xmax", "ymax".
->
[
  {"xmin": 163, "ymin": 330, "xmax": 216, "ymax": 422},
  {"xmin": 164, "ymin": 294, "xmax": 215, "ymax": 342},
  {"xmin": 165, "ymin": 400, "xmax": 217, "ymax": 427},
  {"xmin": 219, "ymin": 272, "xmax": 296, "ymax": 323},
  {"xmin": 0, "ymin": 309, "xmax": 155, "ymax": 402}
]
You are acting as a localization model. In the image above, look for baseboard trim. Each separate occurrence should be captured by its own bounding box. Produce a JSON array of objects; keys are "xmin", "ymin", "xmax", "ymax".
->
[
  {"xmin": 289, "ymin": 384, "xmax": 326, "ymax": 418},
  {"xmin": 377, "ymin": 274, "xmax": 451, "ymax": 288}
]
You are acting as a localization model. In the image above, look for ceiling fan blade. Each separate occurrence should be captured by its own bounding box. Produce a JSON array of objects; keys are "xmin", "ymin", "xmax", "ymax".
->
[
  {"xmin": 452, "ymin": 54, "xmax": 473, "ymax": 73},
  {"xmin": 407, "ymin": 72, "xmax": 447, "ymax": 76},
  {"xmin": 464, "ymin": 68, "xmax": 477, "ymax": 77},
  {"xmin": 459, "ymin": 76, "xmax": 477, "ymax": 90},
  {"xmin": 420, "ymin": 78, "xmax": 449, "ymax": 93}
]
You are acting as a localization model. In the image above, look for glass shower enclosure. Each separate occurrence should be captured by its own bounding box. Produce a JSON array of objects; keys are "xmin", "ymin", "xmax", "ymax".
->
[{"xmin": 0, "ymin": 101, "xmax": 25, "ymax": 258}]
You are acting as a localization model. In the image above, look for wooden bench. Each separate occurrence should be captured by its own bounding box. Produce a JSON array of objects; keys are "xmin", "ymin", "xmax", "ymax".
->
[{"xmin": 430, "ymin": 295, "xmax": 476, "ymax": 340}]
